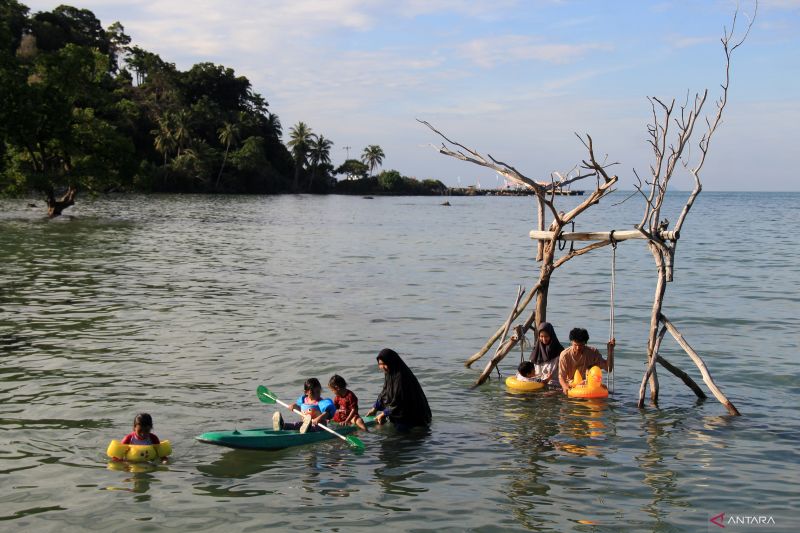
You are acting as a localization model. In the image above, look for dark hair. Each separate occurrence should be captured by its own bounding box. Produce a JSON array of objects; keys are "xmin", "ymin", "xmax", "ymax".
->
[
  {"xmin": 328, "ymin": 374, "xmax": 347, "ymax": 389},
  {"xmin": 569, "ymin": 328, "xmax": 590, "ymax": 343},
  {"xmin": 134, "ymin": 413, "xmax": 153, "ymax": 428},
  {"xmin": 303, "ymin": 378, "xmax": 322, "ymax": 392},
  {"xmin": 517, "ymin": 361, "xmax": 535, "ymax": 376}
]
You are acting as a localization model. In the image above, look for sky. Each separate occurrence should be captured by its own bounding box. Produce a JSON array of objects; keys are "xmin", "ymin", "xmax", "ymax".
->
[{"xmin": 21, "ymin": 0, "xmax": 800, "ymax": 190}]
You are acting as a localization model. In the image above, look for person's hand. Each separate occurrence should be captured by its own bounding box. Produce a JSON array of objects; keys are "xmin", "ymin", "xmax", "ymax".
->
[
  {"xmin": 608, "ymin": 338, "xmax": 616, "ymax": 348},
  {"xmin": 562, "ymin": 386, "xmax": 569, "ymax": 395},
  {"xmin": 375, "ymin": 412, "xmax": 386, "ymax": 425},
  {"xmin": 160, "ymin": 457, "xmax": 169, "ymax": 464}
]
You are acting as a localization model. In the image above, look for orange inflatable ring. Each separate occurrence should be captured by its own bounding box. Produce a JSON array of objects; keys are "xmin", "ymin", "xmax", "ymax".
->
[{"xmin": 567, "ymin": 366, "xmax": 609, "ymax": 399}]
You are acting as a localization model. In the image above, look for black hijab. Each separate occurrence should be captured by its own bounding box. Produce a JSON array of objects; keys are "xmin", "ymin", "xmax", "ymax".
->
[
  {"xmin": 530, "ymin": 322, "xmax": 564, "ymax": 365},
  {"xmin": 376, "ymin": 348, "xmax": 432, "ymax": 427}
]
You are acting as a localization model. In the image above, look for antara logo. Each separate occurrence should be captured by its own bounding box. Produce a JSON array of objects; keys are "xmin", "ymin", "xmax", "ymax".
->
[
  {"xmin": 710, "ymin": 512, "xmax": 776, "ymax": 528},
  {"xmin": 710, "ymin": 513, "xmax": 726, "ymax": 528}
]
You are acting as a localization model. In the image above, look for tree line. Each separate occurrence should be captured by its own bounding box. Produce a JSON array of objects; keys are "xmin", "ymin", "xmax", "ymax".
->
[{"xmin": 0, "ymin": 2, "xmax": 446, "ymax": 215}]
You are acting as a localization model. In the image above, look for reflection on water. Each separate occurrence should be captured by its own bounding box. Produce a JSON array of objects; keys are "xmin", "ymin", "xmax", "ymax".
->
[
  {"xmin": 1, "ymin": 193, "xmax": 799, "ymax": 531},
  {"xmin": 373, "ymin": 428, "xmax": 431, "ymax": 500},
  {"xmin": 105, "ymin": 462, "xmax": 163, "ymax": 501}
]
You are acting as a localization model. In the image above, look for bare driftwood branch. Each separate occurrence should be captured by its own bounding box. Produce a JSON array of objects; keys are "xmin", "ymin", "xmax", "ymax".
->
[
  {"xmin": 425, "ymin": 3, "xmax": 751, "ymax": 415},
  {"xmin": 660, "ymin": 314, "xmax": 740, "ymax": 415},
  {"xmin": 656, "ymin": 355, "xmax": 706, "ymax": 399},
  {"xmin": 465, "ymin": 282, "xmax": 540, "ymax": 367},
  {"xmin": 636, "ymin": 5, "xmax": 753, "ymax": 410}
]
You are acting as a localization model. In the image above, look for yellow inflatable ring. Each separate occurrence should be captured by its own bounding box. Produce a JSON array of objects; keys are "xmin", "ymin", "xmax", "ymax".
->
[
  {"xmin": 106, "ymin": 440, "xmax": 172, "ymax": 462},
  {"xmin": 505, "ymin": 376, "xmax": 546, "ymax": 392},
  {"xmin": 567, "ymin": 366, "xmax": 609, "ymax": 399}
]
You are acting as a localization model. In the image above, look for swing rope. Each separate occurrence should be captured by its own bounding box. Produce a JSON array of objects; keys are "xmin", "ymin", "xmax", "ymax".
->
[
  {"xmin": 494, "ymin": 326, "xmax": 530, "ymax": 380},
  {"xmin": 609, "ymin": 231, "xmax": 617, "ymax": 394}
]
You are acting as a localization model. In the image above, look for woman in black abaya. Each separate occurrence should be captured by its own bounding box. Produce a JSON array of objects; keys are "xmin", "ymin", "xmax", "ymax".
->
[{"xmin": 366, "ymin": 348, "xmax": 431, "ymax": 430}]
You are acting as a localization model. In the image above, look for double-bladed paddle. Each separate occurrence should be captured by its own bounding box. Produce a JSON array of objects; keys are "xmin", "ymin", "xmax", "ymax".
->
[{"xmin": 256, "ymin": 385, "xmax": 365, "ymax": 451}]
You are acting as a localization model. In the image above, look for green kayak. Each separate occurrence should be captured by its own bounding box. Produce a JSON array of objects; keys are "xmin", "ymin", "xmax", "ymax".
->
[{"xmin": 195, "ymin": 416, "xmax": 374, "ymax": 450}]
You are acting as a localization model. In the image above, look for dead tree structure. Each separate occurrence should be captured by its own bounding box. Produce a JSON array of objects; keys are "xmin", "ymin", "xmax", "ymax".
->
[{"xmin": 422, "ymin": 8, "xmax": 754, "ymax": 415}]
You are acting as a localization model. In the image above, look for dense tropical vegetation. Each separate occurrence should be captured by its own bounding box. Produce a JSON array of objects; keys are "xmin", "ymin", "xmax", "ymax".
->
[{"xmin": 0, "ymin": 1, "xmax": 447, "ymax": 216}]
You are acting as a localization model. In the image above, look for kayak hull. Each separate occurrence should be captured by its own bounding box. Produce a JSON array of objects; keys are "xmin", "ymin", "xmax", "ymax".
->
[{"xmin": 196, "ymin": 417, "xmax": 374, "ymax": 450}]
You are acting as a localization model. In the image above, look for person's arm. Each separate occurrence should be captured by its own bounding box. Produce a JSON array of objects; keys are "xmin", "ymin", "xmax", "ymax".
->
[
  {"xmin": 343, "ymin": 396, "xmax": 357, "ymax": 424},
  {"xmin": 374, "ymin": 401, "xmax": 394, "ymax": 424},
  {"xmin": 558, "ymin": 351, "xmax": 571, "ymax": 393},
  {"xmin": 607, "ymin": 338, "xmax": 615, "ymax": 372},
  {"xmin": 559, "ymin": 373, "xmax": 570, "ymax": 394},
  {"xmin": 365, "ymin": 398, "xmax": 380, "ymax": 417},
  {"xmin": 121, "ymin": 433, "xmax": 132, "ymax": 445},
  {"xmin": 589, "ymin": 346, "xmax": 608, "ymax": 370}
]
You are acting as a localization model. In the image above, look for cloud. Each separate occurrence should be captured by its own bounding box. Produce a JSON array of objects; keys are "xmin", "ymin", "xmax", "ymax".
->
[
  {"xmin": 20, "ymin": 0, "xmax": 799, "ymax": 190},
  {"xmin": 458, "ymin": 35, "xmax": 612, "ymax": 68}
]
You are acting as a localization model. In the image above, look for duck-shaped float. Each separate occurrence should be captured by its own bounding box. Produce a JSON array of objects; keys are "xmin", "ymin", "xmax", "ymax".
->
[
  {"xmin": 106, "ymin": 439, "xmax": 172, "ymax": 463},
  {"xmin": 567, "ymin": 366, "xmax": 609, "ymax": 399}
]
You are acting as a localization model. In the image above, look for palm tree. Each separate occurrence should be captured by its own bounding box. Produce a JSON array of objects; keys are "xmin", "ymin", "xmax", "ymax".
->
[
  {"xmin": 151, "ymin": 119, "xmax": 176, "ymax": 166},
  {"xmin": 215, "ymin": 121, "xmax": 239, "ymax": 190},
  {"xmin": 361, "ymin": 144, "xmax": 385, "ymax": 176},
  {"xmin": 266, "ymin": 112, "xmax": 282, "ymax": 140},
  {"xmin": 307, "ymin": 134, "xmax": 334, "ymax": 191},
  {"xmin": 172, "ymin": 110, "xmax": 191, "ymax": 156},
  {"xmin": 287, "ymin": 121, "xmax": 313, "ymax": 192}
]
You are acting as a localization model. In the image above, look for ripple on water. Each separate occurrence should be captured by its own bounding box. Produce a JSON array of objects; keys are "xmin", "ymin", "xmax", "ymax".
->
[{"xmin": 1, "ymin": 193, "xmax": 799, "ymax": 531}]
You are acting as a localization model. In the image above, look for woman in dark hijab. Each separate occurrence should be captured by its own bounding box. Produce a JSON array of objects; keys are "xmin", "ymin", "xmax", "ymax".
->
[
  {"xmin": 365, "ymin": 348, "xmax": 431, "ymax": 430},
  {"xmin": 529, "ymin": 322, "xmax": 564, "ymax": 386}
]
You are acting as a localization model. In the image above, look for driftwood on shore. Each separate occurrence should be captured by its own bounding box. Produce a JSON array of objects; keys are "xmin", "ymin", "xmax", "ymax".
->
[{"xmin": 422, "ymin": 5, "xmax": 754, "ymax": 415}]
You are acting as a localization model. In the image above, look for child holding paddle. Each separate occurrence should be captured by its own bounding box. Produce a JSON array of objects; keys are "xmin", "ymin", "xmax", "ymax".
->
[
  {"xmin": 328, "ymin": 374, "xmax": 368, "ymax": 431},
  {"xmin": 272, "ymin": 378, "xmax": 336, "ymax": 433}
]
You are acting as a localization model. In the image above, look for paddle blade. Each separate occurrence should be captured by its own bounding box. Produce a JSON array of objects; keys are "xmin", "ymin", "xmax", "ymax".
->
[
  {"xmin": 346, "ymin": 435, "xmax": 365, "ymax": 451},
  {"xmin": 256, "ymin": 385, "xmax": 277, "ymax": 404}
]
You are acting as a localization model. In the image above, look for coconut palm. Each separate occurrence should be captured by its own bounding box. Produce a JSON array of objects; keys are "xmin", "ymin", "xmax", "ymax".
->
[
  {"xmin": 172, "ymin": 110, "xmax": 192, "ymax": 156},
  {"xmin": 361, "ymin": 144, "xmax": 385, "ymax": 176},
  {"xmin": 307, "ymin": 134, "xmax": 333, "ymax": 191},
  {"xmin": 266, "ymin": 112, "xmax": 282, "ymax": 140},
  {"xmin": 215, "ymin": 121, "xmax": 239, "ymax": 190},
  {"xmin": 151, "ymin": 120, "xmax": 176, "ymax": 166},
  {"xmin": 287, "ymin": 121, "xmax": 313, "ymax": 192}
]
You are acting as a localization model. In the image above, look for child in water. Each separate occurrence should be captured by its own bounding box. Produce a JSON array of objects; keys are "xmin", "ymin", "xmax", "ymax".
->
[
  {"xmin": 328, "ymin": 374, "xmax": 368, "ymax": 431},
  {"xmin": 272, "ymin": 378, "xmax": 336, "ymax": 433},
  {"xmin": 120, "ymin": 413, "xmax": 169, "ymax": 463},
  {"xmin": 515, "ymin": 361, "xmax": 538, "ymax": 382}
]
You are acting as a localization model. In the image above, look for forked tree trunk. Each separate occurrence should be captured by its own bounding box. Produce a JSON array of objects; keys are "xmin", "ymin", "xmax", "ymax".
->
[{"xmin": 47, "ymin": 186, "xmax": 77, "ymax": 218}]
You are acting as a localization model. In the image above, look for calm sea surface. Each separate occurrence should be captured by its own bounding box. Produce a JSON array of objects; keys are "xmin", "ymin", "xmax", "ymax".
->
[{"xmin": 0, "ymin": 192, "xmax": 798, "ymax": 532}]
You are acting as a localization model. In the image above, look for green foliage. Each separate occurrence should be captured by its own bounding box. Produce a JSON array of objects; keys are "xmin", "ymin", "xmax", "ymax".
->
[
  {"xmin": 336, "ymin": 170, "xmax": 447, "ymax": 196},
  {"xmin": 377, "ymin": 169, "xmax": 403, "ymax": 191},
  {"xmin": 335, "ymin": 159, "xmax": 368, "ymax": 180},
  {"xmin": 231, "ymin": 136, "xmax": 267, "ymax": 173},
  {"xmin": 0, "ymin": 2, "xmax": 436, "ymax": 202}
]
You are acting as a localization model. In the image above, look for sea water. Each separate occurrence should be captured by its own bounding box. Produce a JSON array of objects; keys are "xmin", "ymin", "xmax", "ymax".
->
[{"xmin": 0, "ymin": 192, "xmax": 798, "ymax": 531}]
